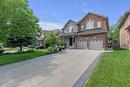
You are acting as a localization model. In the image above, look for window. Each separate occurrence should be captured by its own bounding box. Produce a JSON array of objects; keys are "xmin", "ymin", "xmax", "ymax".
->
[
  {"xmin": 69, "ymin": 26, "xmax": 73, "ymax": 33},
  {"xmin": 81, "ymin": 25, "xmax": 84, "ymax": 30},
  {"xmin": 86, "ymin": 19, "xmax": 94, "ymax": 29},
  {"xmin": 97, "ymin": 22, "xmax": 101, "ymax": 28}
]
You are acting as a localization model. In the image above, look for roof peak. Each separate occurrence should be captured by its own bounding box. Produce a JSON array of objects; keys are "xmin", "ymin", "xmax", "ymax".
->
[
  {"xmin": 78, "ymin": 12, "xmax": 107, "ymax": 24},
  {"xmin": 119, "ymin": 9, "xmax": 130, "ymax": 28}
]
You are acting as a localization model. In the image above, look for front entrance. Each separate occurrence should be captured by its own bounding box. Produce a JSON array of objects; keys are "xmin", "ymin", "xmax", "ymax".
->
[{"xmin": 69, "ymin": 38, "xmax": 73, "ymax": 46}]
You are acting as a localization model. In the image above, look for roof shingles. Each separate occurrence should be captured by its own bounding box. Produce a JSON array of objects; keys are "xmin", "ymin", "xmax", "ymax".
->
[{"xmin": 60, "ymin": 28, "xmax": 107, "ymax": 36}]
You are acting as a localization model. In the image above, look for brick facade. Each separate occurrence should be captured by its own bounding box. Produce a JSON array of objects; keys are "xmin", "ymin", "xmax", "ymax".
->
[
  {"xmin": 60, "ymin": 12, "xmax": 109, "ymax": 50},
  {"xmin": 79, "ymin": 13, "xmax": 108, "ymax": 31},
  {"xmin": 119, "ymin": 11, "xmax": 130, "ymax": 49}
]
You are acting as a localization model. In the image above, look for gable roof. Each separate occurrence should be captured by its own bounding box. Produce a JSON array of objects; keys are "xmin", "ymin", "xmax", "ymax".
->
[
  {"xmin": 60, "ymin": 28, "xmax": 107, "ymax": 36},
  {"xmin": 119, "ymin": 10, "xmax": 130, "ymax": 28},
  {"xmin": 63, "ymin": 19, "xmax": 77, "ymax": 29},
  {"xmin": 78, "ymin": 12, "xmax": 107, "ymax": 24},
  {"xmin": 62, "ymin": 12, "xmax": 109, "ymax": 31}
]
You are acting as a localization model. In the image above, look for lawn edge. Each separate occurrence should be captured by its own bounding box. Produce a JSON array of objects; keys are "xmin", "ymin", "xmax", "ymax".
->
[
  {"xmin": 73, "ymin": 52, "xmax": 103, "ymax": 87},
  {"xmin": 0, "ymin": 51, "xmax": 63, "ymax": 67}
]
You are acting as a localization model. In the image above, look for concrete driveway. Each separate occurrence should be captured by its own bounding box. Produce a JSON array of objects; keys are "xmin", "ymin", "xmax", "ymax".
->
[{"xmin": 0, "ymin": 49, "xmax": 101, "ymax": 87}]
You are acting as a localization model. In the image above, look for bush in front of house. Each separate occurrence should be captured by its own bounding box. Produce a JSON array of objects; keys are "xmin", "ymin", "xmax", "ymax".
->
[{"xmin": 47, "ymin": 47, "xmax": 58, "ymax": 54}]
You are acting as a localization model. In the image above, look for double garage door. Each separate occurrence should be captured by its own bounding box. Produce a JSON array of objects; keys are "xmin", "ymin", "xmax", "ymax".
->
[{"xmin": 76, "ymin": 39, "xmax": 103, "ymax": 50}]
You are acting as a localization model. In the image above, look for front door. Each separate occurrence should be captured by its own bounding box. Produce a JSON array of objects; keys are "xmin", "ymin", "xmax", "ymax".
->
[{"xmin": 69, "ymin": 38, "xmax": 73, "ymax": 46}]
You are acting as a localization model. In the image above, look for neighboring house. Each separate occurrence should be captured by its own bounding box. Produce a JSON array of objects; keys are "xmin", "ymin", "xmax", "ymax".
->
[
  {"xmin": 50, "ymin": 29, "xmax": 62, "ymax": 34},
  {"xmin": 119, "ymin": 10, "xmax": 130, "ymax": 49},
  {"xmin": 36, "ymin": 29, "xmax": 62, "ymax": 48},
  {"xmin": 60, "ymin": 12, "xmax": 109, "ymax": 50},
  {"xmin": 36, "ymin": 30, "xmax": 47, "ymax": 47}
]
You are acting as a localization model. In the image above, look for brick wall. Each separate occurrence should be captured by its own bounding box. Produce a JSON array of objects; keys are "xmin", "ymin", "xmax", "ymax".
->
[
  {"xmin": 120, "ymin": 14, "xmax": 130, "ymax": 49},
  {"xmin": 75, "ymin": 33, "xmax": 107, "ymax": 49},
  {"xmin": 79, "ymin": 14, "xmax": 108, "ymax": 31}
]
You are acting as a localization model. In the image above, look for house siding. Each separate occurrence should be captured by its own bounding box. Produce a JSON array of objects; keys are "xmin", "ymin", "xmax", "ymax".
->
[
  {"xmin": 75, "ymin": 33, "xmax": 107, "ymax": 49},
  {"xmin": 61, "ymin": 12, "xmax": 109, "ymax": 50},
  {"xmin": 120, "ymin": 13, "xmax": 130, "ymax": 49},
  {"xmin": 79, "ymin": 14, "xmax": 108, "ymax": 31},
  {"xmin": 64, "ymin": 21, "xmax": 78, "ymax": 33}
]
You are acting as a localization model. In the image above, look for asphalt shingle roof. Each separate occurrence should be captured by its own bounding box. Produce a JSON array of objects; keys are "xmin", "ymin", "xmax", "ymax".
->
[{"xmin": 60, "ymin": 28, "xmax": 107, "ymax": 36}]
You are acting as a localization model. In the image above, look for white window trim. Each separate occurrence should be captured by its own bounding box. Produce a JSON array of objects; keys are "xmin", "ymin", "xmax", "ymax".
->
[
  {"xmin": 86, "ymin": 19, "xmax": 94, "ymax": 30},
  {"xmin": 81, "ymin": 25, "xmax": 84, "ymax": 30},
  {"xmin": 97, "ymin": 22, "xmax": 101, "ymax": 28},
  {"xmin": 68, "ymin": 26, "xmax": 74, "ymax": 33}
]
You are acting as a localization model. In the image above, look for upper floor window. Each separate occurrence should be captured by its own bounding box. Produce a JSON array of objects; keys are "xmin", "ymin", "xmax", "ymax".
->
[
  {"xmin": 97, "ymin": 22, "xmax": 101, "ymax": 28},
  {"xmin": 81, "ymin": 25, "xmax": 84, "ymax": 30},
  {"xmin": 69, "ymin": 26, "xmax": 74, "ymax": 33},
  {"xmin": 86, "ymin": 19, "xmax": 94, "ymax": 29}
]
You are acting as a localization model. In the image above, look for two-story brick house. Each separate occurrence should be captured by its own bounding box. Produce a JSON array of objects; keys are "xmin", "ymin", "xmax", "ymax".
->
[
  {"xmin": 119, "ymin": 10, "xmax": 130, "ymax": 49},
  {"xmin": 60, "ymin": 12, "xmax": 109, "ymax": 50}
]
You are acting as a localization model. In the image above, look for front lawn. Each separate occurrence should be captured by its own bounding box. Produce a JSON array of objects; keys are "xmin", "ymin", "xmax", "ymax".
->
[
  {"xmin": 84, "ymin": 50, "xmax": 130, "ymax": 87},
  {"xmin": 0, "ymin": 49, "xmax": 48, "ymax": 66}
]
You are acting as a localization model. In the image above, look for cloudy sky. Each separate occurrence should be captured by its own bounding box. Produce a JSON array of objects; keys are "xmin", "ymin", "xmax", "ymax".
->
[{"xmin": 29, "ymin": 0, "xmax": 130, "ymax": 30}]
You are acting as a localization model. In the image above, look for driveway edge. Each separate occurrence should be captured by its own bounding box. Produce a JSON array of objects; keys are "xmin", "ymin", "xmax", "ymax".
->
[{"xmin": 73, "ymin": 52, "xmax": 103, "ymax": 87}]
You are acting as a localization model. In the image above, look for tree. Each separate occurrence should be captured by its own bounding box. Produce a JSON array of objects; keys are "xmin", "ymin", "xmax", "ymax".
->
[
  {"xmin": 0, "ymin": 0, "xmax": 41, "ymax": 51},
  {"xmin": 45, "ymin": 32, "xmax": 62, "ymax": 47},
  {"xmin": 109, "ymin": 17, "xmax": 122, "ymax": 42}
]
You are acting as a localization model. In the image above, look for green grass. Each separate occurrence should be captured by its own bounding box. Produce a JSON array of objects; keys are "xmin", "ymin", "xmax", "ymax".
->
[
  {"xmin": 84, "ymin": 50, "xmax": 130, "ymax": 87},
  {"xmin": 0, "ymin": 49, "xmax": 48, "ymax": 66}
]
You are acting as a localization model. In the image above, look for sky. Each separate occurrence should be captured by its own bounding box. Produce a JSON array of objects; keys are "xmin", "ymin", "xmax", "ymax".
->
[{"xmin": 29, "ymin": 0, "xmax": 130, "ymax": 30}]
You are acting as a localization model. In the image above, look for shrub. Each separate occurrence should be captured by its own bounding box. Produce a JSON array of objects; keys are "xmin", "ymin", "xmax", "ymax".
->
[{"xmin": 47, "ymin": 47, "xmax": 57, "ymax": 54}]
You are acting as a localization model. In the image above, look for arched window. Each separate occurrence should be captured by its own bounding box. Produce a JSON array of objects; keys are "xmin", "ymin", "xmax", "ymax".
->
[{"xmin": 86, "ymin": 19, "xmax": 94, "ymax": 29}]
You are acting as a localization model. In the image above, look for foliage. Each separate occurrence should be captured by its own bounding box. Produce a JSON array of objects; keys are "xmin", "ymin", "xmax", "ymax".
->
[
  {"xmin": 45, "ymin": 32, "xmax": 63, "ymax": 47},
  {"xmin": 109, "ymin": 17, "xmax": 122, "ymax": 42},
  {"xmin": 6, "ymin": 36, "xmax": 33, "ymax": 48},
  {"xmin": 47, "ymin": 47, "xmax": 57, "ymax": 54},
  {"xmin": 0, "ymin": 0, "xmax": 41, "ymax": 51},
  {"xmin": 109, "ymin": 25, "xmax": 120, "ymax": 42},
  {"xmin": 0, "ymin": 47, "xmax": 4, "ymax": 54}
]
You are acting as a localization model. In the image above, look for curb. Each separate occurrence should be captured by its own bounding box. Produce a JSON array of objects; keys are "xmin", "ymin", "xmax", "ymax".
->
[{"xmin": 73, "ymin": 52, "xmax": 103, "ymax": 87}]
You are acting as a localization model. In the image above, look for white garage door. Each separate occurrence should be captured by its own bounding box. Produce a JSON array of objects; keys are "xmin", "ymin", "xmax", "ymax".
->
[
  {"xmin": 89, "ymin": 40, "xmax": 103, "ymax": 50},
  {"xmin": 77, "ymin": 40, "xmax": 88, "ymax": 49}
]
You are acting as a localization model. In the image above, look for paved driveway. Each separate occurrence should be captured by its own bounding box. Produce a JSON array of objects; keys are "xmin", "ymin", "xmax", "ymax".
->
[{"xmin": 0, "ymin": 50, "xmax": 101, "ymax": 87}]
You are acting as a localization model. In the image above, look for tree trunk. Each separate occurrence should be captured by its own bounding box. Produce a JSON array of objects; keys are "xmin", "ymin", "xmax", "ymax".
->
[{"xmin": 19, "ymin": 43, "xmax": 23, "ymax": 52}]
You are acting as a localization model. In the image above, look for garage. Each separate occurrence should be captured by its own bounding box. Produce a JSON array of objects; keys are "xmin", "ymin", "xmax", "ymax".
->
[
  {"xmin": 76, "ymin": 40, "xmax": 88, "ymax": 49},
  {"xmin": 89, "ymin": 40, "xmax": 103, "ymax": 50}
]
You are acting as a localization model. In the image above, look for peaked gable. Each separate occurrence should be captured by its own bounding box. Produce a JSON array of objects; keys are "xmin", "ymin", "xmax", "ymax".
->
[
  {"xmin": 119, "ymin": 10, "xmax": 130, "ymax": 28},
  {"xmin": 78, "ymin": 12, "xmax": 107, "ymax": 24},
  {"xmin": 63, "ymin": 20, "xmax": 77, "ymax": 28},
  {"xmin": 63, "ymin": 20, "xmax": 78, "ymax": 33}
]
